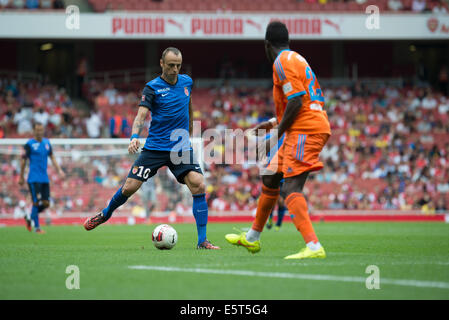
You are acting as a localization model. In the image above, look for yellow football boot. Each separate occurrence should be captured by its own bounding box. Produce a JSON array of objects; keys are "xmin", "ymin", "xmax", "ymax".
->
[
  {"xmin": 224, "ymin": 232, "xmax": 261, "ymax": 254},
  {"xmin": 284, "ymin": 246, "xmax": 326, "ymax": 259}
]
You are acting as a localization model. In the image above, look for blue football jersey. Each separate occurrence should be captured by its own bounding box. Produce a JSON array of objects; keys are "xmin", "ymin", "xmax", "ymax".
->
[
  {"xmin": 24, "ymin": 138, "xmax": 52, "ymax": 183},
  {"xmin": 139, "ymin": 74, "xmax": 193, "ymax": 151}
]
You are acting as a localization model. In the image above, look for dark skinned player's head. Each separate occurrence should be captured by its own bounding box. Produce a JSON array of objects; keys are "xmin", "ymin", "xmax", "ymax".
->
[{"xmin": 265, "ymin": 21, "xmax": 289, "ymax": 64}]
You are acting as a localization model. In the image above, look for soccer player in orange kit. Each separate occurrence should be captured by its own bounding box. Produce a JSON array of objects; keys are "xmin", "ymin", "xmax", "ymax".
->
[{"xmin": 225, "ymin": 21, "xmax": 331, "ymax": 259}]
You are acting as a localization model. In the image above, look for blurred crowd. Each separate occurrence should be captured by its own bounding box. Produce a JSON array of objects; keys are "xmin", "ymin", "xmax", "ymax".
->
[
  {"xmin": 1, "ymin": 0, "xmax": 448, "ymax": 13},
  {"xmin": 0, "ymin": 0, "xmax": 64, "ymax": 9},
  {"xmin": 1, "ymin": 75, "xmax": 448, "ymax": 216}
]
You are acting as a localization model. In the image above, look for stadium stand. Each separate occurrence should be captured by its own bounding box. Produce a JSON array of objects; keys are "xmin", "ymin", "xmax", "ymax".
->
[
  {"xmin": 1, "ymin": 75, "xmax": 448, "ymax": 215},
  {"xmin": 1, "ymin": 0, "xmax": 447, "ymax": 13}
]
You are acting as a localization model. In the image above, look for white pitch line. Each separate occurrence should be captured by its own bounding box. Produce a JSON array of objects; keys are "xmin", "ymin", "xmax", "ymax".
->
[{"xmin": 128, "ymin": 265, "xmax": 449, "ymax": 290}]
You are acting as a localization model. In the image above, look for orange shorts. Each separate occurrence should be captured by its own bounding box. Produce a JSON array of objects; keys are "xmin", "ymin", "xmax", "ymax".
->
[{"xmin": 265, "ymin": 132, "xmax": 329, "ymax": 178}]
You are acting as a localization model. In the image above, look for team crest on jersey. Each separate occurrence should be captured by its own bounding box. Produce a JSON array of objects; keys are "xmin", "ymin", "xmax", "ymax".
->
[
  {"xmin": 283, "ymin": 82, "xmax": 293, "ymax": 94},
  {"xmin": 184, "ymin": 87, "xmax": 189, "ymax": 96},
  {"xmin": 32, "ymin": 143, "xmax": 39, "ymax": 151},
  {"xmin": 132, "ymin": 166, "xmax": 138, "ymax": 175}
]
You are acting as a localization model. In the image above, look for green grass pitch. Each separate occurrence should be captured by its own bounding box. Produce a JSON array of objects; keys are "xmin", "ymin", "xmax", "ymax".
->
[{"xmin": 1, "ymin": 222, "xmax": 448, "ymax": 300}]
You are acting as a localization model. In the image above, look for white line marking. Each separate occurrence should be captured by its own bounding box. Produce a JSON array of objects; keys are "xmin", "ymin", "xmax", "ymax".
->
[{"xmin": 128, "ymin": 265, "xmax": 449, "ymax": 290}]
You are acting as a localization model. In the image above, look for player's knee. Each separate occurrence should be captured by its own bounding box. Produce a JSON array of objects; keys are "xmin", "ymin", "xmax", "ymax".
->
[
  {"xmin": 122, "ymin": 179, "xmax": 142, "ymax": 197},
  {"xmin": 262, "ymin": 174, "xmax": 282, "ymax": 189},
  {"xmin": 191, "ymin": 182, "xmax": 206, "ymax": 195},
  {"xmin": 42, "ymin": 201, "xmax": 50, "ymax": 208}
]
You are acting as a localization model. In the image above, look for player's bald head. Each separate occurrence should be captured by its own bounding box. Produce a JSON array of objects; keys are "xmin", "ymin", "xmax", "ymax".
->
[
  {"xmin": 265, "ymin": 21, "xmax": 289, "ymax": 48},
  {"xmin": 161, "ymin": 47, "xmax": 182, "ymax": 62}
]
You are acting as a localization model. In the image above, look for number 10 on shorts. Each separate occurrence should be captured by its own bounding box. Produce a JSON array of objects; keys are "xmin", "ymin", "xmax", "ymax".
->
[{"xmin": 133, "ymin": 166, "xmax": 151, "ymax": 179}]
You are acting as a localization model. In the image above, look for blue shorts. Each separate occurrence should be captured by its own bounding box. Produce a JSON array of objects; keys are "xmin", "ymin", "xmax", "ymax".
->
[
  {"xmin": 27, "ymin": 182, "xmax": 50, "ymax": 204},
  {"xmin": 128, "ymin": 148, "xmax": 203, "ymax": 184}
]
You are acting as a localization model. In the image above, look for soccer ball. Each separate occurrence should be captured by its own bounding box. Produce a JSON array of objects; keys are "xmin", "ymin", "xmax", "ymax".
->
[{"xmin": 152, "ymin": 224, "xmax": 178, "ymax": 250}]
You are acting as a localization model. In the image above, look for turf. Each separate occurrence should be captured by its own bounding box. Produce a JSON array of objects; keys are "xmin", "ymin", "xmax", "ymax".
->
[{"xmin": 0, "ymin": 222, "xmax": 448, "ymax": 300}]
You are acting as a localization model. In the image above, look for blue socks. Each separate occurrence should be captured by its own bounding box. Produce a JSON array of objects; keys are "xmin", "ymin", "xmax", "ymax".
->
[
  {"xmin": 102, "ymin": 187, "xmax": 129, "ymax": 221},
  {"xmin": 277, "ymin": 205, "xmax": 286, "ymax": 227},
  {"xmin": 192, "ymin": 193, "xmax": 208, "ymax": 245},
  {"xmin": 31, "ymin": 205, "xmax": 40, "ymax": 230}
]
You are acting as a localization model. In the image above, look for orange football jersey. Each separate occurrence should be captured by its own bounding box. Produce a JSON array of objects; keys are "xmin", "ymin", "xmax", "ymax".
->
[{"xmin": 272, "ymin": 49, "xmax": 331, "ymax": 135}]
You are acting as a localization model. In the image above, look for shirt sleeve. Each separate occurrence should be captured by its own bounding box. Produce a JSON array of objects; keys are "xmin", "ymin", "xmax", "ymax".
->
[
  {"xmin": 23, "ymin": 143, "xmax": 30, "ymax": 160},
  {"xmin": 276, "ymin": 58, "xmax": 307, "ymax": 100},
  {"xmin": 48, "ymin": 142, "xmax": 53, "ymax": 157},
  {"xmin": 138, "ymin": 85, "xmax": 155, "ymax": 110}
]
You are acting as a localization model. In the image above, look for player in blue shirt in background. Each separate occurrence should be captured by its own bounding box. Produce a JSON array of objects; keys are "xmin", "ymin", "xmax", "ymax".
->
[
  {"xmin": 84, "ymin": 47, "xmax": 220, "ymax": 250},
  {"xmin": 19, "ymin": 122, "xmax": 65, "ymax": 233}
]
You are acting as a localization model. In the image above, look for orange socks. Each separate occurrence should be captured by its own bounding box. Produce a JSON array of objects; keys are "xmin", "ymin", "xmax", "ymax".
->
[
  {"xmin": 285, "ymin": 192, "xmax": 319, "ymax": 244},
  {"xmin": 251, "ymin": 185, "xmax": 280, "ymax": 232}
]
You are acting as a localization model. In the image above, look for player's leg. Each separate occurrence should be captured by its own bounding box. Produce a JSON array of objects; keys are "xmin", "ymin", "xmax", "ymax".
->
[
  {"xmin": 225, "ymin": 138, "xmax": 284, "ymax": 253},
  {"xmin": 246, "ymin": 172, "xmax": 283, "ymax": 240},
  {"xmin": 84, "ymin": 150, "xmax": 161, "ymax": 231},
  {"xmin": 266, "ymin": 208, "xmax": 274, "ymax": 230},
  {"xmin": 38, "ymin": 183, "xmax": 50, "ymax": 213},
  {"xmin": 275, "ymin": 196, "xmax": 286, "ymax": 230},
  {"xmin": 282, "ymin": 133, "xmax": 329, "ymax": 259},
  {"xmin": 170, "ymin": 148, "xmax": 219, "ymax": 249},
  {"xmin": 184, "ymin": 171, "xmax": 219, "ymax": 249},
  {"xmin": 105, "ymin": 177, "xmax": 143, "ymax": 219},
  {"xmin": 27, "ymin": 183, "xmax": 42, "ymax": 232},
  {"xmin": 84, "ymin": 177, "xmax": 144, "ymax": 231}
]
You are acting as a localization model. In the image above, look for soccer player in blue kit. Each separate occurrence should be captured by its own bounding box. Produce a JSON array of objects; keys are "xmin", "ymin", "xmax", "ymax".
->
[
  {"xmin": 84, "ymin": 47, "xmax": 220, "ymax": 250},
  {"xmin": 19, "ymin": 122, "xmax": 65, "ymax": 233}
]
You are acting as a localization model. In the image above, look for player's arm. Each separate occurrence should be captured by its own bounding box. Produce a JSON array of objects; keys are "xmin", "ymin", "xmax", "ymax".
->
[
  {"xmin": 19, "ymin": 144, "xmax": 30, "ymax": 186},
  {"xmin": 277, "ymin": 96, "xmax": 303, "ymax": 138},
  {"xmin": 275, "ymin": 59, "xmax": 307, "ymax": 139},
  {"xmin": 248, "ymin": 117, "xmax": 278, "ymax": 137},
  {"xmin": 19, "ymin": 157, "xmax": 27, "ymax": 186},
  {"xmin": 189, "ymin": 97, "xmax": 193, "ymax": 137},
  {"xmin": 129, "ymin": 106, "xmax": 149, "ymax": 154},
  {"xmin": 129, "ymin": 85, "xmax": 154, "ymax": 154},
  {"xmin": 49, "ymin": 153, "xmax": 65, "ymax": 179}
]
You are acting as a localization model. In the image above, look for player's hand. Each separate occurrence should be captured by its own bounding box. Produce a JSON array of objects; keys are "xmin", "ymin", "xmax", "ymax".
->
[
  {"xmin": 18, "ymin": 176, "xmax": 24, "ymax": 186},
  {"xmin": 257, "ymin": 134, "xmax": 278, "ymax": 165},
  {"xmin": 128, "ymin": 138, "xmax": 141, "ymax": 154},
  {"xmin": 58, "ymin": 169, "xmax": 65, "ymax": 179},
  {"xmin": 246, "ymin": 119, "xmax": 277, "ymax": 137}
]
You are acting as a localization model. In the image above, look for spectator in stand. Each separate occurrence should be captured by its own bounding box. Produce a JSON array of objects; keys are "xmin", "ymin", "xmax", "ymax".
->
[
  {"xmin": 86, "ymin": 109, "xmax": 103, "ymax": 138},
  {"xmin": 388, "ymin": 0, "xmax": 403, "ymax": 11},
  {"xmin": 104, "ymin": 83, "xmax": 118, "ymax": 105},
  {"xmin": 438, "ymin": 65, "xmax": 448, "ymax": 96},
  {"xmin": 13, "ymin": 107, "xmax": 33, "ymax": 134},
  {"xmin": 12, "ymin": 0, "xmax": 24, "ymax": 9},
  {"xmin": 432, "ymin": 0, "xmax": 448, "ymax": 13},
  {"xmin": 435, "ymin": 197, "xmax": 447, "ymax": 213},
  {"xmin": 40, "ymin": 0, "xmax": 52, "ymax": 9},
  {"xmin": 0, "ymin": 0, "xmax": 10, "ymax": 9},
  {"xmin": 53, "ymin": 0, "xmax": 64, "ymax": 9},
  {"xmin": 76, "ymin": 54, "xmax": 88, "ymax": 98},
  {"xmin": 412, "ymin": 0, "xmax": 427, "ymax": 12},
  {"xmin": 33, "ymin": 108, "xmax": 49, "ymax": 127},
  {"xmin": 25, "ymin": 0, "xmax": 39, "ymax": 9}
]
